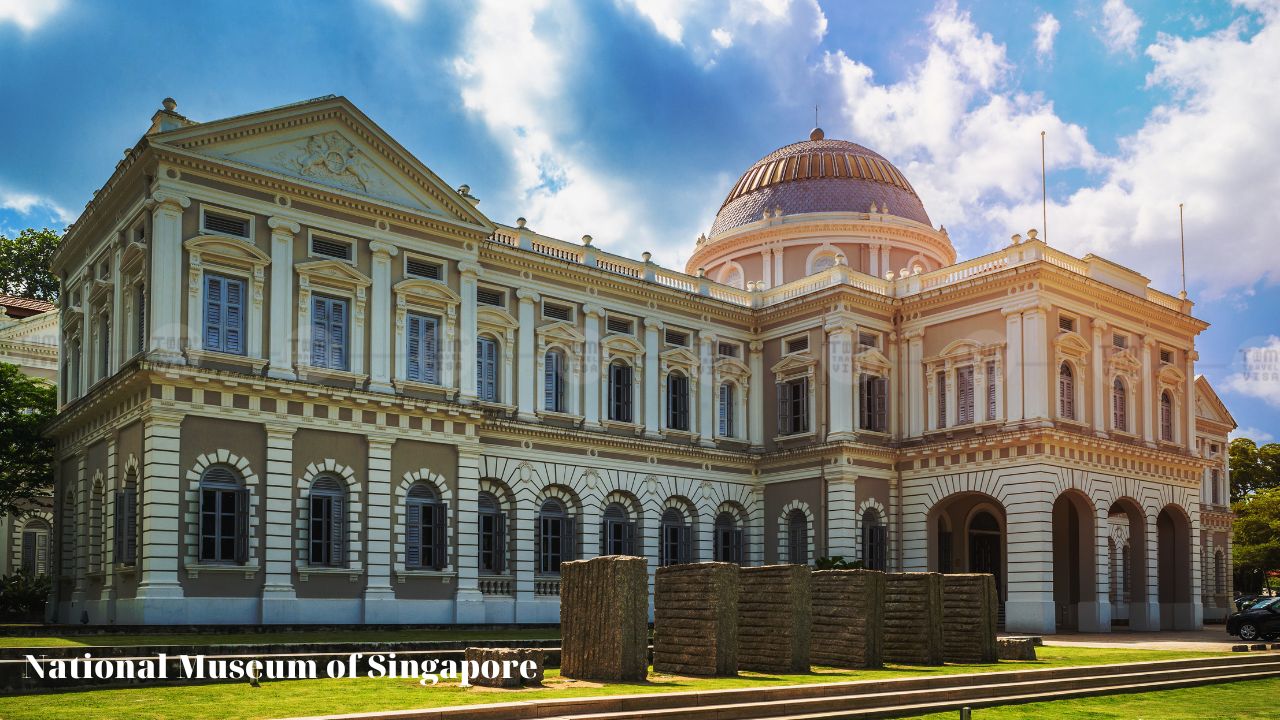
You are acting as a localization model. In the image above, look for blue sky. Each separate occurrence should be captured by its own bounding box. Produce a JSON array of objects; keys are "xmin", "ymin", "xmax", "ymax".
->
[{"xmin": 2, "ymin": 0, "xmax": 1279, "ymax": 441}]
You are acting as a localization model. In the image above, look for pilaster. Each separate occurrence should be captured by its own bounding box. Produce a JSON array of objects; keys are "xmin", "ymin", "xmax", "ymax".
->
[
  {"xmin": 1022, "ymin": 305, "xmax": 1049, "ymax": 420},
  {"xmin": 1091, "ymin": 320, "xmax": 1107, "ymax": 435},
  {"xmin": 136, "ymin": 412, "xmax": 185, "ymax": 622},
  {"xmin": 748, "ymin": 340, "xmax": 764, "ymax": 450},
  {"xmin": 1003, "ymin": 308, "xmax": 1024, "ymax": 424},
  {"xmin": 906, "ymin": 330, "xmax": 924, "ymax": 437},
  {"xmin": 368, "ymin": 241, "xmax": 398, "ymax": 393},
  {"xmin": 515, "ymin": 289, "xmax": 539, "ymax": 421},
  {"xmin": 583, "ymin": 305, "xmax": 603, "ymax": 430},
  {"xmin": 458, "ymin": 261, "xmax": 481, "ymax": 403},
  {"xmin": 698, "ymin": 334, "xmax": 716, "ymax": 447},
  {"xmin": 825, "ymin": 317, "xmax": 856, "ymax": 440},
  {"xmin": 1185, "ymin": 349, "xmax": 1197, "ymax": 454},
  {"xmin": 148, "ymin": 191, "xmax": 190, "ymax": 363},
  {"xmin": 267, "ymin": 217, "xmax": 299, "ymax": 380},
  {"xmin": 643, "ymin": 318, "xmax": 662, "ymax": 439},
  {"xmin": 261, "ymin": 425, "xmax": 297, "ymax": 622},
  {"xmin": 1141, "ymin": 337, "xmax": 1155, "ymax": 445},
  {"xmin": 454, "ymin": 448, "xmax": 485, "ymax": 622},
  {"xmin": 826, "ymin": 474, "xmax": 858, "ymax": 559},
  {"xmin": 363, "ymin": 437, "xmax": 396, "ymax": 621}
]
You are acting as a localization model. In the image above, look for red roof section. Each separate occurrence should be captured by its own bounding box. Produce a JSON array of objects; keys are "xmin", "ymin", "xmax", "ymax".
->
[{"xmin": 0, "ymin": 294, "xmax": 56, "ymax": 318}]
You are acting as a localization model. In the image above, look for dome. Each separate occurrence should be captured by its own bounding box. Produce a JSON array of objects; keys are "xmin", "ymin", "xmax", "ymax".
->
[{"xmin": 709, "ymin": 129, "xmax": 931, "ymax": 237}]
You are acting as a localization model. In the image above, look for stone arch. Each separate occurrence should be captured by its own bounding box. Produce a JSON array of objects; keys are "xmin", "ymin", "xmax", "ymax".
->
[
  {"xmin": 295, "ymin": 460, "xmax": 362, "ymax": 571},
  {"xmin": 856, "ymin": 499, "xmax": 888, "ymax": 570},
  {"xmin": 184, "ymin": 450, "xmax": 261, "ymax": 569},
  {"xmin": 1157, "ymin": 502, "xmax": 1194, "ymax": 630},
  {"xmin": 777, "ymin": 500, "xmax": 815, "ymax": 565}
]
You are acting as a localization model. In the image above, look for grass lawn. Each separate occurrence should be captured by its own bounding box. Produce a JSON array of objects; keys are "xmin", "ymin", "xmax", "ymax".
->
[
  {"xmin": 0, "ymin": 646, "xmax": 1231, "ymax": 720},
  {"xmin": 908, "ymin": 676, "xmax": 1280, "ymax": 719},
  {"xmin": 0, "ymin": 628, "xmax": 560, "ymax": 649}
]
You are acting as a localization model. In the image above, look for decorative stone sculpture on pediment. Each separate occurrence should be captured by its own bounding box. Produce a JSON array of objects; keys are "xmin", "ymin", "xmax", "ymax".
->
[{"xmin": 274, "ymin": 132, "xmax": 383, "ymax": 194}]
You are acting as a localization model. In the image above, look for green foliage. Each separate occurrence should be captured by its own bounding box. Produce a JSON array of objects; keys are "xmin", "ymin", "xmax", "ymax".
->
[
  {"xmin": 0, "ymin": 227, "xmax": 61, "ymax": 301},
  {"xmin": 0, "ymin": 571, "xmax": 51, "ymax": 619},
  {"xmin": 814, "ymin": 556, "xmax": 865, "ymax": 570},
  {"xmin": 0, "ymin": 362, "xmax": 57, "ymax": 516},
  {"xmin": 1232, "ymin": 486, "xmax": 1280, "ymax": 594},
  {"xmin": 1229, "ymin": 437, "xmax": 1280, "ymax": 502}
]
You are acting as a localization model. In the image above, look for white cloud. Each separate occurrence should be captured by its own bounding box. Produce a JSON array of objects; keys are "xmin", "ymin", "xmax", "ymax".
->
[
  {"xmin": 1231, "ymin": 426, "xmax": 1275, "ymax": 443},
  {"xmin": 0, "ymin": 0, "xmax": 64, "ymax": 31},
  {"xmin": 1096, "ymin": 0, "xmax": 1143, "ymax": 55},
  {"xmin": 367, "ymin": 0, "xmax": 424, "ymax": 21},
  {"xmin": 617, "ymin": 0, "xmax": 826, "ymax": 66},
  {"xmin": 0, "ymin": 188, "xmax": 73, "ymax": 224},
  {"xmin": 1033, "ymin": 13, "xmax": 1060, "ymax": 61},
  {"xmin": 1224, "ymin": 336, "xmax": 1280, "ymax": 408}
]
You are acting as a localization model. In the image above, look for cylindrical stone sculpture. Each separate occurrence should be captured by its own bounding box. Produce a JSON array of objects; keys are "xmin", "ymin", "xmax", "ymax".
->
[
  {"xmin": 941, "ymin": 573, "xmax": 999, "ymax": 663},
  {"xmin": 882, "ymin": 572, "xmax": 945, "ymax": 666},
  {"xmin": 559, "ymin": 555, "xmax": 649, "ymax": 681},
  {"xmin": 810, "ymin": 569, "xmax": 885, "ymax": 668},
  {"xmin": 738, "ymin": 564, "xmax": 811, "ymax": 673},
  {"xmin": 653, "ymin": 561, "xmax": 740, "ymax": 676}
]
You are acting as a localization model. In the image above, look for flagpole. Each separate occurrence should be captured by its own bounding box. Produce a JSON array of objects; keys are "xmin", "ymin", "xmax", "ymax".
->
[
  {"xmin": 1179, "ymin": 203, "xmax": 1187, "ymax": 299},
  {"xmin": 1041, "ymin": 130, "xmax": 1047, "ymax": 242}
]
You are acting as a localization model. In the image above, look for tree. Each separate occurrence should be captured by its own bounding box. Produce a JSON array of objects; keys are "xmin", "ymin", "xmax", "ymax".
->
[
  {"xmin": 1229, "ymin": 437, "xmax": 1280, "ymax": 502},
  {"xmin": 0, "ymin": 363, "xmax": 56, "ymax": 516},
  {"xmin": 1233, "ymin": 487, "xmax": 1280, "ymax": 595},
  {"xmin": 0, "ymin": 228, "xmax": 61, "ymax": 301}
]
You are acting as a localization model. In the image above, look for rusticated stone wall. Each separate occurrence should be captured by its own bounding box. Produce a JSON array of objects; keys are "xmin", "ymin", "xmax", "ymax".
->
[
  {"xmin": 737, "ymin": 564, "xmax": 811, "ymax": 673},
  {"xmin": 941, "ymin": 573, "xmax": 999, "ymax": 663},
  {"xmin": 560, "ymin": 556, "xmax": 649, "ymax": 681},
  {"xmin": 882, "ymin": 572, "xmax": 944, "ymax": 666},
  {"xmin": 810, "ymin": 569, "xmax": 885, "ymax": 668},
  {"xmin": 653, "ymin": 562, "xmax": 739, "ymax": 676}
]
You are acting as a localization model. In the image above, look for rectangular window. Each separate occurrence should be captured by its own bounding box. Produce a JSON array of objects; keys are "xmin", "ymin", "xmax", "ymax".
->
[
  {"xmin": 667, "ymin": 374, "xmax": 690, "ymax": 431},
  {"xmin": 777, "ymin": 377, "xmax": 809, "ymax": 435},
  {"xmin": 21, "ymin": 530, "xmax": 48, "ymax": 576},
  {"xmin": 1112, "ymin": 333, "xmax": 1129, "ymax": 349},
  {"xmin": 406, "ymin": 500, "xmax": 447, "ymax": 570},
  {"xmin": 719, "ymin": 383, "xmax": 735, "ymax": 437},
  {"xmin": 1160, "ymin": 348, "xmax": 1173, "ymax": 365},
  {"xmin": 1058, "ymin": 314, "xmax": 1076, "ymax": 333},
  {"xmin": 785, "ymin": 335, "xmax": 809, "ymax": 354},
  {"xmin": 113, "ymin": 488, "xmax": 137, "ymax": 565},
  {"xmin": 476, "ymin": 287, "xmax": 505, "ymax": 307},
  {"xmin": 606, "ymin": 316, "xmax": 634, "ymax": 335},
  {"xmin": 986, "ymin": 361, "xmax": 997, "ymax": 420},
  {"xmin": 203, "ymin": 273, "xmax": 246, "ymax": 355},
  {"xmin": 310, "ymin": 295, "xmax": 349, "ymax": 370},
  {"xmin": 311, "ymin": 235, "xmax": 352, "ymax": 261},
  {"xmin": 405, "ymin": 313, "xmax": 440, "ymax": 384},
  {"xmin": 405, "ymin": 256, "xmax": 443, "ymax": 280},
  {"xmin": 859, "ymin": 373, "xmax": 888, "ymax": 432},
  {"xmin": 609, "ymin": 363, "xmax": 633, "ymax": 422},
  {"xmin": 538, "ymin": 513, "xmax": 575, "ymax": 574},
  {"xmin": 202, "ymin": 209, "xmax": 251, "ymax": 238},
  {"xmin": 542, "ymin": 302, "xmax": 573, "ymax": 322},
  {"xmin": 544, "ymin": 351, "xmax": 564, "ymax": 412},
  {"xmin": 957, "ymin": 366, "xmax": 975, "ymax": 424},
  {"xmin": 936, "ymin": 371, "xmax": 947, "ymax": 429},
  {"xmin": 309, "ymin": 493, "xmax": 345, "ymax": 567},
  {"xmin": 664, "ymin": 329, "xmax": 689, "ymax": 347},
  {"xmin": 601, "ymin": 516, "xmax": 636, "ymax": 556},
  {"xmin": 477, "ymin": 337, "xmax": 498, "ymax": 402},
  {"xmin": 199, "ymin": 486, "xmax": 246, "ymax": 564}
]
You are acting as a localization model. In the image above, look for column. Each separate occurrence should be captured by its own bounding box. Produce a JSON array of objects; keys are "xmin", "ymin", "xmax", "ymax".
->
[
  {"xmin": 515, "ymin": 289, "xmax": 539, "ymax": 421},
  {"xmin": 906, "ymin": 330, "xmax": 924, "ymax": 437},
  {"xmin": 79, "ymin": 277, "xmax": 92, "ymax": 390},
  {"xmin": 454, "ymin": 448, "xmax": 485, "ymax": 623},
  {"xmin": 513, "ymin": 492, "xmax": 538, "ymax": 621},
  {"xmin": 643, "ymin": 318, "xmax": 662, "ymax": 439},
  {"xmin": 888, "ymin": 332, "xmax": 900, "ymax": 437},
  {"xmin": 70, "ymin": 456, "xmax": 87, "ymax": 614},
  {"xmin": 1091, "ymin": 320, "xmax": 1107, "ymax": 435},
  {"xmin": 1141, "ymin": 337, "xmax": 1155, "ymax": 444},
  {"xmin": 1185, "ymin": 350, "xmax": 1197, "ymax": 453},
  {"xmin": 136, "ymin": 412, "xmax": 185, "ymax": 622},
  {"xmin": 1022, "ymin": 305, "xmax": 1049, "ymax": 420},
  {"xmin": 148, "ymin": 192, "xmax": 189, "ymax": 362},
  {"xmin": 266, "ymin": 217, "xmax": 299, "ymax": 380},
  {"xmin": 1003, "ymin": 484, "xmax": 1057, "ymax": 634},
  {"xmin": 583, "ymin": 306, "xmax": 603, "ymax": 430},
  {"xmin": 698, "ymin": 334, "xmax": 716, "ymax": 447},
  {"xmin": 760, "ymin": 249, "xmax": 773, "ymax": 289},
  {"xmin": 458, "ymin": 261, "xmax": 481, "ymax": 402},
  {"xmin": 880, "ymin": 245, "xmax": 891, "ymax": 277},
  {"xmin": 110, "ymin": 238, "xmax": 123, "ymax": 372},
  {"xmin": 868, "ymin": 244, "xmax": 880, "ymax": 277},
  {"xmin": 826, "ymin": 474, "xmax": 858, "ymax": 559},
  {"xmin": 261, "ymin": 425, "xmax": 297, "ymax": 623},
  {"xmin": 1003, "ymin": 308, "xmax": 1024, "ymax": 424},
  {"xmin": 773, "ymin": 247, "xmax": 784, "ymax": 283},
  {"xmin": 363, "ymin": 437, "xmax": 396, "ymax": 621},
  {"xmin": 368, "ymin": 242, "xmax": 398, "ymax": 393},
  {"xmin": 826, "ymin": 318, "xmax": 856, "ymax": 440},
  {"xmin": 974, "ymin": 356, "xmax": 988, "ymax": 423},
  {"xmin": 748, "ymin": 340, "xmax": 764, "ymax": 449},
  {"xmin": 943, "ymin": 363, "xmax": 957, "ymax": 428},
  {"xmin": 1082, "ymin": 505, "xmax": 1113, "ymax": 632}
]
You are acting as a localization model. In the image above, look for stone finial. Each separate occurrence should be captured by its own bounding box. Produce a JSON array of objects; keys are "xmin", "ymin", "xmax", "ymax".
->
[
  {"xmin": 940, "ymin": 225, "xmax": 948, "ymax": 235},
  {"xmin": 642, "ymin": 251, "xmax": 652, "ymax": 263},
  {"xmin": 810, "ymin": 127, "xmax": 824, "ymax": 141},
  {"xmin": 1011, "ymin": 233, "xmax": 1022, "ymax": 245},
  {"xmin": 457, "ymin": 184, "xmax": 470, "ymax": 195},
  {"xmin": 581, "ymin": 234, "xmax": 593, "ymax": 246},
  {"xmin": 696, "ymin": 267, "xmax": 705, "ymax": 278},
  {"xmin": 912, "ymin": 265, "xmax": 923, "ymax": 275},
  {"xmin": 870, "ymin": 202, "xmax": 879, "ymax": 213},
  {"xmin": 835, "ymin": 254, "xmax": 847, "ymax": 266},
  {"xmin": 516, "ymin": 217, "xmax": 527, "ymax": 228},
  {"xmin": 885, "ymin": 270, "xmax": 895, "ymax": 281},
  {"xmin": 162, "ymin": 97, "xmax": 177, "ymax": 112},
  {"xmin": 773, "ymin": 205, "xmax": 782, "ymax": 217},
  {"xmin": 1027, "ymin": 228, "xmax": 1039, "ymax": 241}
]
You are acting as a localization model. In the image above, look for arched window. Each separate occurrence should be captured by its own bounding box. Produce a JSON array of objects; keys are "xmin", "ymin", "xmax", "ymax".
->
[
  {"xmin": 537, "ymin": 499, "xmax": 575, "ymax": 574},
  {"xmin": 667, "ymin": 371, "xmax": 690, "ymax": 431},
  {"xmin": 113, "ymin": 470, "xmax": 138, "ymax": 566},
  {"xmin": 199, "ymin": 465, "xmax": 248, "ymax": 564},
  {"xmin": 1160, "ymin": 391, "xmax": 1173, "ymax": 441},
  {"xmin": 476, "ymin": 336, "xmax": 499, "ymax": 402},
  {"xmin": 20, "ymin": 519, "xmax": 49, "ymax": 577},
  {"xmin": 719, "ymin": 382, "xmax": 736, "ymax": 438},
  {"xmin": 406, "ymin": 483, "xmax": 447, "ymax": 570},
  {"xmin": 786, "ymin": 509, "xmax": 809, "ymax": 565},
  {"xmin": 1059, "ymin": 362, "xmax": 1075, "ymax": 420},
  {"xmin": 544, "ymin": 349, "xmax": 565, "ymax": 413},
  {"xmin": 477, "ymin": 491, "xmax": 506, "ymax": 574},
  {"xmin": 714, "ymin": 511, "xmax": 743, "ymax": 563},
  {"xmin": 660, "ymin": 507, "xmax": 692, "ymax": 566},
  {"xmin": 609, "ymin": 360, "xmax": 633, "ymax": 423},
  {"xmin": 600, "ymin": 502, "xmax": 636, "ymax": 556},
  {"xmin": 861, "ymin": 508, "xmax": 886, "ymax": 571},
  {"xmin": 1112, "ymin": 378, "xmax": 1128, "ymax": 431},
  {"xmin": 810, "ymin": 251, "xmax": 839, "ymax": 274},
  {"xmin": 308, "ymin": 475, "xmax": 346, "ymax": 567}
]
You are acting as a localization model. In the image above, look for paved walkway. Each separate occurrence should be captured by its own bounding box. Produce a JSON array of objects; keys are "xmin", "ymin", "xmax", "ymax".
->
[{"xmin": 1033, "ymin": 626, "xmax": 1240, "ymax": 651}]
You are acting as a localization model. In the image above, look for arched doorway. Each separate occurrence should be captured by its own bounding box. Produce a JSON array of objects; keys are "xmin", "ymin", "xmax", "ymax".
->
[
  {"xmin": 1157, "ymin": 504, "xmax": 1194, "ymax": 630},
  {"xmin": 1053, "ymin": 491, "xmax": 1100, "ymax": 631},
  {"xmin": 1109, "ymin": 498, "xmax": 1154, "ymax": 630}
]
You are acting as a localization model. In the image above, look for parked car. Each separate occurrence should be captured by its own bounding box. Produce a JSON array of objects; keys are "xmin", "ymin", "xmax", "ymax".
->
[
  {"xmin": 1234, "ymin": 594, "xmax": 1264, "ymax": 612},
  {"xmin": 1227, "ymin": 596, "xmax": 1280, "ymax": 641}
]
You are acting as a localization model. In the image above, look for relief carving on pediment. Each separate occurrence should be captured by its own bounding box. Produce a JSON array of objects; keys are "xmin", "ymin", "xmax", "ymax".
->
[{"xmin": 274, "ymin": 132, "xmax": 383, "ymax": 193}]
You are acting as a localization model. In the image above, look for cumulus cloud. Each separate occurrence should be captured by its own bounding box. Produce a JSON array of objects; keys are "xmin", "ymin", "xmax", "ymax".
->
[
  {"xmin": 1033, "ymin": 12, "xmax": 1060, "ymax": 61},
  {"xmin": 1224, "ymin": 336, "xmax": 1280, "ymax": 408},
  {"xmin": 1231, "ymin": 426, "xmax": 1275, "ymax": 443},
  {"xmin": 1096, "ymin": 0, "xmax": 1143, "ymax": 55},
  {"xmin": 0, "ymin": 187, "xmax": 73, "ymax": 224},
  {"xmin": 0, "ymin": 0, "xmax": 64, "ymax": 31},
  {"xmin": 367, "ymin": 0, "xmax": 424, "ymax": 21},
  {"xmin": 617, "ymin": 0, "xmax": 827, "ymax": 65}
]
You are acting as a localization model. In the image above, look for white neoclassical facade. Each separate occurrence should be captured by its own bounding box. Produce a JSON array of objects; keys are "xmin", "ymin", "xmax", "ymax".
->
[{"xmin": 46, "ymin": 97, "xmax": 1234, "ymax": 632}]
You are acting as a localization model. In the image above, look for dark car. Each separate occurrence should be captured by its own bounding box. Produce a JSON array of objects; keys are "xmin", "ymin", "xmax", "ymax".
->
[
  {"xmin": 1234, "ymin": 594, "xmax": 1264, "ymax": 612},
  {"xmin": 1227, "ymin": 596, "xmax": 1280, "ymax": 641}
]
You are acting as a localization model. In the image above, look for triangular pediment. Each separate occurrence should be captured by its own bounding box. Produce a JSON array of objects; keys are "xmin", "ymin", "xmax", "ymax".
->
[
  {"xmin": 537, "ymin": 321, "xmax": 585, "ymax": 345},
  {"xmin": 297, "ymin": 259, "xmax": 372, "ymax": 287},
  {"xmin": 151, "ymin": 96, "xmax": 492, "ymax": 230},
  {"xmin": 1195, "ymin": 375, "xmax": 1237, "ymax": 428},
  {"xmin": 715, "ymin": 355, "xmax": 750, "ymax": 378},
  {"xmin": 185, "ymin": 235, "xmax": 272, "ymax": 267},
  {"xmin": 477, "ymin": 305, "xmax": 517, "ymax": 329},
  {"xmin": 394, "ymin": 278, "xmax": 460, "ymax": 305},
  {"xmin": 856, "ymin": 346, "xmax": 892, "ymax": 369},
  {"xmin": 772, "ymin": 352, "xmax": 817, "ymax": 374},
  {"xmin": 602, "ymin": 333, "xmax": 646, "ymax": 356},
  {"xmin": 660, "ymin": 346, "xmax": 699, "ymax": 366}
]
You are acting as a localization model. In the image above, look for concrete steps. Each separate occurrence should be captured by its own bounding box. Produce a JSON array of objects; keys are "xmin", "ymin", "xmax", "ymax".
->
[{"xmin": 304, "ymin": 653, "xmax": 1280, "ymax": 720}]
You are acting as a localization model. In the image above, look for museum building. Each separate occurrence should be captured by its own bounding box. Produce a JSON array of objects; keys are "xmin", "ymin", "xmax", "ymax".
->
[{"xmin": 46, "ymin": 96, "xmax": 1236, "ymax": 632}]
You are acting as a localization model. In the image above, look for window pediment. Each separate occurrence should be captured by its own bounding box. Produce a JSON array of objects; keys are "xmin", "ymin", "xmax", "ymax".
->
[
  {"xmin": 120, "ymin": 241, "xmax": 148, "ymax": 276},
  {"xmin": 660, "ymin": 345, "xmax": 698, "ymax": 368},
  {"xmin": 772, "ymin": 352, "xmax": 817, "ymax": 378},
  {"xmin": 477, "ymin": 305, "xmax": 517, "ymax": 330},
  {"xmin": 603, "ymin": 333, "xmax": 646, "ymax": 357},
  {"xmin": 393, "ymin": 278, "xmax": 460, "ymax": 309},
  {"xmin": 1107, "ymin": 348, "xmax": 1141, "ymax": 377},
  {"xmin": 298, "ymin": 259, "xmax": 373, "ymax": 291},
  {"xmin": 185, "ymin": 235, "xmax": 272, "ymax": 270},
  {"xmin": 1054, "ymin": 331, "xmax": 1090, "ymax": 359},
  {"xmin": 537, "ymin": 320, "xmax": 585, "ymax": 349},
  {"xmin": 855, "ymin": 346, "xmax": 892, "ymax": 372},
  {"xmin": 715, "ymin": 355, "xmax": 750, "ymax": 381},
  {"xmin": 1158, "ymin": 363, "xmax": 1185, "ymax": 390}
]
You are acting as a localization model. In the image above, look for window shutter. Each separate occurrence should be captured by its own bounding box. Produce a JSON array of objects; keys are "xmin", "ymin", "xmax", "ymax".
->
[
  {"xmin": 494, "ymin": 512, "xmax": 506, "ymax": 573},
  {"xmin": 544, "ymin": 352, "xmax": 558, "ymax": 411},
  {"xmin": 225, "ymin": 278, "xmax": 244, "ymax": 354},
  {"xmin": 535, "ymin": 514, "xmax": 544, "ymax": 572},
  {"xmin": 204, "ymin": 275, "xmax": 223, "ymax": 350},
  {"xmin": 874, "ymin": 376, "xmax": 888, "ymax": 432},
  {"xmin": 405, "ymin": 503, "xmax": 421, "ymax": 568},
  {"xmin": 599, "ymin": 520, "xmax": 607, "ymax": 556},
  {"xmin": 733, "ymin": 528, "xmax": 744, "ymax": 564},
  {"xmin": 798, "ymin": 379, "xmax": 809, "ymax": 433},
  {"xmin": 432, "ymin": 502, "xmax": 448, "ymax": 570},
  {"xmin": 21, "ymin": 533, "xmax": 35, "ymax": 575},
  {"xmin": 986, "ymin": 361, "xmax": 997, "ymax": 420},
  {"xmin": 564, "ymin": 516, "xmax": 577, "ymax": 562},
  {"xmin": 478, "ymin": 338, "xmax": 497, "ymax": 401},
  {"xmin": 423, "ymin": 316, "xmax": 438, "ymax": 384},
  {"xmin": 958, "ymin": 366, "xmax": 974, "ymax": 424},
  {"xmin": 113, "ymin": 490, "xmax": 125, "ymax": 561},
  {"xmin": 719, "ymin": 384, "xmax": 729, "ymax": 436},
  {"xmin": 937, "ymin": 371, "xmax": 947, "ymax": 429},
  {"xmin": 124, "ymin": 488, "xmax": 137, "ymax": 564},
  {"xmin": 311, "ymin": 297, "xmax": 328, "ymax": 367},
  {"xmin": 332, "ymin": 492, "xmax": 346, "ymax": 566},
  {"xmin": 234, "ymin": 487, "xmax": 249, "ymax": 564},
  {"xmin": 623, "ymin": 520, "xmax": 636, "ymax": 556},
  {"xmin": 407, "ymin": 315, "xmax": 422, "ymax": 380},
  {"xmin": 329, "ymin": 299, "xmax": 347, "ymax": 370},
  {"xmin": 136, "ymin": 285, "xmax": 147, "ymax": 352},
  {"xmin": 36, "ymin": 532, "xmax": 49, "ymax": 576},
  {"xmin": 679, "ymin": 525, "xmax": 692, "ymax": 563},
  {"xmin": 776, "ymin": 384, "xmax": 787, "ymax": 434}
]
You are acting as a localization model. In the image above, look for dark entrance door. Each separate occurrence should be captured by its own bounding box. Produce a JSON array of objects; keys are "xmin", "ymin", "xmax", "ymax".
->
[{"xmin": 968, "ymin": 511, "xmax": 1003, "ymax": 602}]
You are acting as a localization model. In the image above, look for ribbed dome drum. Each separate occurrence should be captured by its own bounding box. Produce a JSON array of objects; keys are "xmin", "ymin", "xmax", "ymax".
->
[{"xmin": 709, "ymin": 130, "xmax": 931, "ymax": 237}]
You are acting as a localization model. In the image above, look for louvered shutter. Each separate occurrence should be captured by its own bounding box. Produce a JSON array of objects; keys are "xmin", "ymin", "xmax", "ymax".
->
[
  {"xmin": 478, "ymin": 338, "xmax": 497, "ymax": 401},
  {"xmin": 406, "ymin": 315, "xmax": 422, "ymax": 380},
  {"xmin": 776, "ymin": 384, "xmax": 787, "ymax": 434},
  {"xmin": 331, "ymin": 492, "xmax": 345, "ymax": 566},
  {"xmin": 1060, "ymin": 367, "xmax": 1074, "ymax": 419},
  {"xmin": 224, "ymin": 277, "xmax": 244, "ymax": 355},
  {"xmin": 623, "ymin": 520, "xmax": 636, "ymax": 556},
  {"xmin": 205, "ymin": 275, "xmax": 223, "ymax": 350},
  {"xmin": 124, "ymin": 488, "xmax": 137, "ymax": 565},
  {"xmin": 136, "ymin": 285, "xmax": 146, "ymax": 353},
  {"xmin": 310, "ymin": 495, "xmax": 325, "ymax": 564},
  {"xmin": 937, "ymin": 371, "xmax": 947, "ymax": 429},
  {"xmin": 798, "ymin": 379, "xmax": 809, "ymax": 433},
  {"xmin": 958, "ymin": 366, "xmax": 974, "ymax": 424},
  {"xmin": 234, "ymin": 487, "xmax": 249, "ymax": 564},
  {"xmin": 679, "ymin": 525, "xmax": 692, "ymax": 563},
  {"xmin": 986, "ymin": 362, "xmax": 997, "ymax": 420},
  {"xmin": 599, "ymin": 520, "xmax": 607, "ymax": 556},
  {"xmin": 405, "ymin": 503, "xmax": 422, "ymax": 568},
  {"xmin": 113, "ymin": 490, "xmax": 125, "ymax": 561},
  {"xmin": 35, "ymin": 533, "xmax": 48, "ymax": 576},
  {"xmin": 432, "ymin": 502, "xmax": 448, "ymax": 570},
  {"xmin": 311, "ymin": 296, "xmax": 328, "ymax": 367},
  {"xmin": 873, "ymin": 377, "xmax": 887, "ymax": 431},
  {"xmin": 423, "ymin": 316, "xmax": 438, "ymax": 384},
  {"xmin": 494, "ymin": 512, "xmax": 506, "ymax": 573},
  {"xmin": 733, "ymin": 528, "xmax": 744, "ymax": 564},
  {"xmin": 21, "ymin": 533, "xmax": 35, "ymax": 575},
  {"xmin": 329, "ymin": 298, "xmax": 347, "ymax": 370},
  {"xmin": 719, "ymin": 384, "xmax": 729, "ymax": 436},
  {"xmin": 544, "ymin": 352, "xmax": 559, "ymax": 411},
  {"xmin": 564, "ymin": 516, "xmax": 577, "ymax": 562}
]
